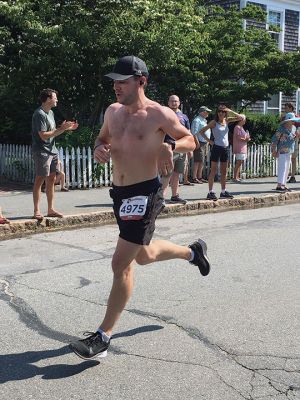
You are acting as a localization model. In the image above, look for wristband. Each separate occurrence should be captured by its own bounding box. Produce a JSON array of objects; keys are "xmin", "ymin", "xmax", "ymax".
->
[
  {"xmin": 164, "ymin": 138, "xmax": 176, "ymax": 151},
  {"xmin": 93, "ymin": 144, "xmax": 102, "ymax": 151}
]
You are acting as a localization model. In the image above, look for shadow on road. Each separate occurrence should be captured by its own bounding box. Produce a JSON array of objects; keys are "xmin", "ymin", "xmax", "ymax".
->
[
  {"xmin": 0, "ymin": 324, "xmax": 163, "ymax": 382},
  {"xmin": 0, "ymin": 345, "xmax": 99, "ymax": 382}
]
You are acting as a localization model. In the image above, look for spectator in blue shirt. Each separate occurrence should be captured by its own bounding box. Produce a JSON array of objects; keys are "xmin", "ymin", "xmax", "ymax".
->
[
  {"xmin": 271, "ymin": 118, "xmax": 298, "ymax": 191},
  {"xmin": 190, "ymin": 106, "xmax": 212, "ymax": 183}
]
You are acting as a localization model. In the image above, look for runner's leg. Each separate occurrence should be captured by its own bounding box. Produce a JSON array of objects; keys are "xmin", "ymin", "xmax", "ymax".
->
[
  {"xmin": 99, "ymin": 237, "xmax": 142, "ymax": 336},
  {"xmin": 135, "ymin": 239, "xmax": 191, "ymax": 265}
]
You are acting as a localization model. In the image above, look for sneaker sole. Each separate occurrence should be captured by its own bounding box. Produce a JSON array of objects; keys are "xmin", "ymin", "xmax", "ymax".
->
[
  {"xmin": 197, "ymin": 239, "xmax": 211, "ymax": 276},
  {"xmin": 69, "ymin": 344, "xmax": 108, "ymax": 360}
]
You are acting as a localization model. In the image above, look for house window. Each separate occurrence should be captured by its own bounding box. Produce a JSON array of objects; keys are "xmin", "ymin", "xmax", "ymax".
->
[
  {"xmin": 267, "ymin": 93, "xmax": 280, "ymax": 114},
  {"xmin": 267, "ymin": 10, "xmax": 282, "ymax": 48}
]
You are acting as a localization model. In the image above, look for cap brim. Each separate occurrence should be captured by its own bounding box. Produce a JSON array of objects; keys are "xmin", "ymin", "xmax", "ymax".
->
[
  {"xmin": 280, "ymin": 118, "xmax": 299, "ymax": 124},
  {"xmin": 104, "ymin": 72, "xmax": 134, "ymax": 80}
]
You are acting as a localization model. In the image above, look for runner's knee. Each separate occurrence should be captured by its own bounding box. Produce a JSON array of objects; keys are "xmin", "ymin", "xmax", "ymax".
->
[
  {"xmin": 135, "ymin": 247, "xmax": 155, "ymax": 265},
  {"xmin": 111, "ymin": 254, "xmax": 132, "ymax": 277}
]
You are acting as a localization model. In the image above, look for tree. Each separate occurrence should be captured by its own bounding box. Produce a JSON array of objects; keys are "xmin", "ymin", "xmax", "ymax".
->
[{"xmin": 0, "ymin": 0, "xmax": 299, "ymax": 144}]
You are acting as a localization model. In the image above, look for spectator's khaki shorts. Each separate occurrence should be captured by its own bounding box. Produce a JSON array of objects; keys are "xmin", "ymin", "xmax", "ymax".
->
[
  {"xmin": 33, "ymin": 152, "xmax": 58, "ymax": 177},
  {"xmin": 173, "ymin": 152, "xmax": 186, "ymax": 174},
  {"xmin": 194, "ymin": 142, "xmax": 207, "ymax": 162}
]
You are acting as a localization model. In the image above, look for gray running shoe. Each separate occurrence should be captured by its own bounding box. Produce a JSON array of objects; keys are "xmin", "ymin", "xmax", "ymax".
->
[
  {"xmin": 189, "ymin": 239, "xmax": 211, "ymax": 276},
  {"xmin": 69, "ymin": 331, "xmax": 110, "ymax": 360}
]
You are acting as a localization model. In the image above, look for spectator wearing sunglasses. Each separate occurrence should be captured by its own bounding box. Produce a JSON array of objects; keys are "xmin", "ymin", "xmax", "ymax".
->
[{"xmin": 199, "ymin": 105, "xmax": 243, "ymax": 200}]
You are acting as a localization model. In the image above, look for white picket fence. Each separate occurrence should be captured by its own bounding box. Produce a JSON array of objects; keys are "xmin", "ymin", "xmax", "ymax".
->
[
  {"xmin": 0, "ymin": 143, "xmax": 299, "ymax": 188},
  {"xmin": 0, "ymin": 144, "xmax": 112, "ymax": 188}
]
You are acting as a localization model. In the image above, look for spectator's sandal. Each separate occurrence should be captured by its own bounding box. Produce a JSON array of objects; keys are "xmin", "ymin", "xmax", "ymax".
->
[
  {"xmin": 32, "ymin": 213, "xmax": 44, "ymax": 221},
  {"xmin": 0, "ymin": 217, "xmax": 10, "ymax": 224}
]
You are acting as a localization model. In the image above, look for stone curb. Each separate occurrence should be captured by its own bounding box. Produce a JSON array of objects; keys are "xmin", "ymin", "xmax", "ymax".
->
[{"xmin": 1, "ymin": 191, "xmax": 300, "ymax": 241}]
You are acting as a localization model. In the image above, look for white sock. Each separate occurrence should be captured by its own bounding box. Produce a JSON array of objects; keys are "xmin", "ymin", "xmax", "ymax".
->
[
  {"xmin": 189, "ymin": 249, "xmax": 195, "ymax": 262},
  {"xmin": 221, "ymin": 189, "xmax": 226, "ymax": 194},
  {"xmin": 97, "ymin": 328, "xmax": 111, "ymax": 343}
]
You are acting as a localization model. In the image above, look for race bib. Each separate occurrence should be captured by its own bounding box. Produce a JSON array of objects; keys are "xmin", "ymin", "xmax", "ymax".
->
[{"xmin": 119, "ymin": 196, "xmax": 148, "ymax": 220}]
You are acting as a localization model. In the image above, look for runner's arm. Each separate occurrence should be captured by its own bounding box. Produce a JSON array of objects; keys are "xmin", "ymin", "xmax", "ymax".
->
[
  {"xmin": 160, "ymin": 107, "xmax": 195, "ymax": 153},
  {"xmin": 94, "ymin": 108, "xmax": 111, "ymax": 164}
]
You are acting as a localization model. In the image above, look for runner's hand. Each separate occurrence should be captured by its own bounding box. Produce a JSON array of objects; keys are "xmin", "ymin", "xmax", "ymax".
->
[
  {"xmin": 158, "ymin": 143, "xmax": 174, "ymax": 176},
  {"xmin": 94, "ymin": 144, "xmax": 111, "ymax": 164}
]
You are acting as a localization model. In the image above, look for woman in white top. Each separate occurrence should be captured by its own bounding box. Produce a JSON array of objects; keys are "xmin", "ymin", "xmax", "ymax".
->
[{"xmin": 200, "ymin": 105, "xmax": 243, "ymax": 201}]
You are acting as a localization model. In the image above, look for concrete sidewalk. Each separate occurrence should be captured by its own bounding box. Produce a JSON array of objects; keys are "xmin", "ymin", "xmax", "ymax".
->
[{"xmin": 1, "ymin": 176, "xmax": 300, "ymax": 239}]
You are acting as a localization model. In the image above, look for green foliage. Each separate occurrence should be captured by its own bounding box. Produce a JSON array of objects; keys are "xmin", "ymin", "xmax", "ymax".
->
[
  {"xmin": 245, "ymin": 113, "xmax": 280, "ymax": 144},
  {"xmin": 0, "ymin": 0, "xmax": 299, "ymax": 144},
  {"xmin": 92, "ymin": 162, "xmax": 106, "ymax": 183},
  {"xmin": 55, "ymin": 125, "xmax": 100, "ymax": 149}
]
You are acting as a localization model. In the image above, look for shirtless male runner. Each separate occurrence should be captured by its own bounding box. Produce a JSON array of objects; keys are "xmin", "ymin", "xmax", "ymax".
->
[{"xmin": 69, "ymin": 56, "xmax": 211, "ymax": 359}]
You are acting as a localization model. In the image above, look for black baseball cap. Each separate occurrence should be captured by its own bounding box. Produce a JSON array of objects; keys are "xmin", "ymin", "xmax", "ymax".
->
[{"xmin": 105, "ymin": 55, "xmax": 149, "ymax": 81}]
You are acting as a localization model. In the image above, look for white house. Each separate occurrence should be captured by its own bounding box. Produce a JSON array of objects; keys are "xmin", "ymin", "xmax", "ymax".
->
[{"xmin": 207, "ymin": 0, "xmax": 300, "ymax": 114}]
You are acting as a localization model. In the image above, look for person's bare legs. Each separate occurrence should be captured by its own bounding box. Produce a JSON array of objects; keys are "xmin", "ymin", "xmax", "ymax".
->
[
  {"xmin": 170, "ymin": 171, "xmax": 180, "ymax": 197},
  {"xmin": 193, "ymin": 161, "xmax": 199, "ymax": 180},
  {"xmin": 58, "ymin": 171, "xmax": 66, "ymax": 187},
  {"xmin": 135, "ymin": 239, "xmax": 191, "ymax": 265},
  {"xmin": 99, "ymin": 238, "xmax": 142, "ymax": 336},
  {"xmin": 33, "ymin": 175, "xmax": 45, "ymax": 217},
  {"xmin": 208, "ymin": 161, "xmax": 218, "ymax": 191},
  {"xmin": 0, "ymin": 207, "xmax": 10, "ymax": 224},
  {"xmin": 45, "ymin": 173, "xmax": 63, "ymax": 216},
  {"xmin": 183, "ymin": 153, "xmax": 192, "ymax": 184},
  {"xmin": 220, "ymin": 162, "xmax": 228, "ymax": 191},
  {"xmin": 100, "ymin": 238, "xmax": 192, "ymax": 336},
  {"xmin": 183, "ymin": 164, "xmax": 189, "ymax": 184},
  {"xmin": 198, "ymin": 160, "xmax": 204, "ymax": 180},
  {"xmin": 290, "ymin": 157, "xmax": 296, "ymax": 179},
  {"xmin": 234, "ymin": 160, "xmax": 243, "ymax": 180}
]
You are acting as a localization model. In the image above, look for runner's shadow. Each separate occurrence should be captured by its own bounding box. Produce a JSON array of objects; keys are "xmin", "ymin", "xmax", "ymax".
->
[
  {"xmin": 112, "ymin": 324, "xmax": 163, "ymax": 339},
  {"xmin": 0, "ymin": 325, "xmax": 163, "ymax": 382},
  {"xmin": 0, "ymin": 345, "xmax": 99, "ymax": 383}
]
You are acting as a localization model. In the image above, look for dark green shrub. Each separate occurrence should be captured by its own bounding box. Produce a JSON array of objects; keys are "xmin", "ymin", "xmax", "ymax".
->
[
  {"xmin": 56, "ymin": 125, "xmax": 100, "ymax": 149},
  {"xmin": 244, "ymin": 113, "xmax": 280, "ymax": 144}
]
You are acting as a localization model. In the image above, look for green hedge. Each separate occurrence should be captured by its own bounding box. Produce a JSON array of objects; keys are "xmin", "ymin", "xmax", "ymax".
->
[
  {"xmin": 244, "ymin": 113, "xmax": 280, "ymax": 144},
  {"xmin": 56, "ymin": 113, "xmax": 280, "ymax": 149},
  {"xmin": 55, "ymin": 125, "xmax": 100, "ymax": 149}
]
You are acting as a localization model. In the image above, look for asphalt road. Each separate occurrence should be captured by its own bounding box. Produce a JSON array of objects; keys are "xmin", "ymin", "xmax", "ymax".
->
[{"xmin": 0, "ymin": 204, "xmax": 300, "ymax": 400}]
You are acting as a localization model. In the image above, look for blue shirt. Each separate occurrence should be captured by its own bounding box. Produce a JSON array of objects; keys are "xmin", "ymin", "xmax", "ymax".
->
[
  {"xmin": 191, "ymin": 115, "xmax": 211, "ymax": 143},
  {"xmin": 175, "ymin": 111, "xmax": 190, "ymax": 130},
  {"xmin": 271, "ymin": 125, "xmax": 296, "ymax": 154}
]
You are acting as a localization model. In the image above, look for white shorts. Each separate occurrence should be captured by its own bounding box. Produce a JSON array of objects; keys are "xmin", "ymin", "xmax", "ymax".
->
[{"xmin": 235, "ymin": 153, "xmax": 247, "ymax": 161}]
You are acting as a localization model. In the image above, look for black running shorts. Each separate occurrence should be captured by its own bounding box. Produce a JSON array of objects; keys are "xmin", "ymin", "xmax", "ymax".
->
[
  {"xmin": 109, "ymin": 177, "xmax": 165, "ymax": 245},
  {"xmin": 210, "ymin": 144, "xmax": 229, "ymax": 163}
]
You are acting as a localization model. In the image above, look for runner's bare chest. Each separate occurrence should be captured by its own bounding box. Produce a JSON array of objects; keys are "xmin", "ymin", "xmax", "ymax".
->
[{"xmin": 109, "ymin": 109, "xmax": 162, "ymax": 146}]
